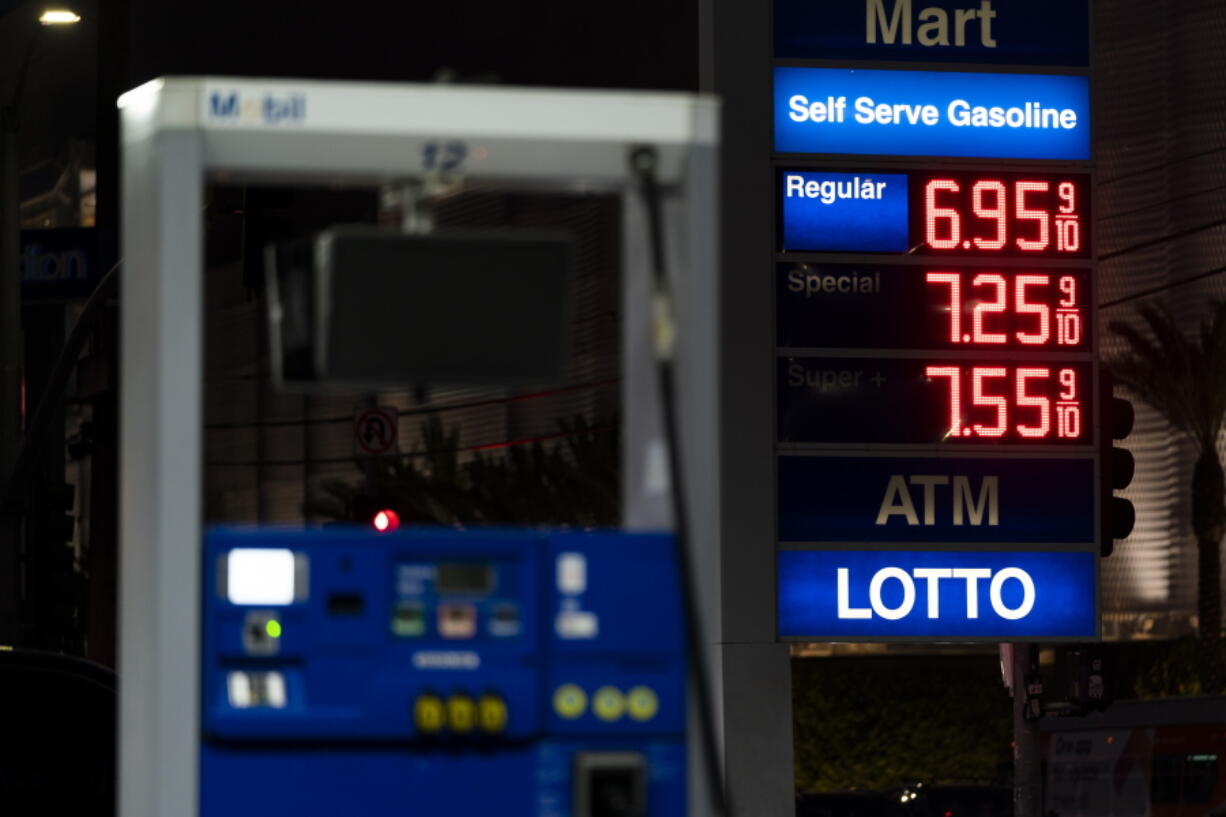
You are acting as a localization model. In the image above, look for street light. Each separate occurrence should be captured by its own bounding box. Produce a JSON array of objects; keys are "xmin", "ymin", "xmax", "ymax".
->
[
  {"xmin": 0, "ymin": 6, "xmax": 80, "ymax": 642},
  {"xmin": 39, "ymin": 9, "xmax": 81, "ymax": 25}
]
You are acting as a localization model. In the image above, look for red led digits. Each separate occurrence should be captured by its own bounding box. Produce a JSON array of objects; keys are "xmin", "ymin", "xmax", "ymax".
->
[
  {"xmin": 1014, "ymin": 181, "xmax": 1051, "ymax": 251},
  {"xmin": 1056, "ymin": 275, "xmax": 1082, "ymax": 346},
  {"xmin": 911, "ymin": 171, "xmax": 1089, "ymax": 447},
  {"xmin": 1057, "ymin": 368, "xmax": 1082, "ymax": 438},
  {"xmin": 971, "ymin": 367, "xmax": 1008, "ymax": 437},
  {"xmin": 1055, "ymin": 181, "xmax": 1081, "ymax": 253},
  {"xmin": 971, "ymin": 181, "xmax": 1007, "ymax": 250},
  {"xmin": 923, "ymin": 271, "xmax": 1086, "ymax": 349},
  {"xmin": 925, "ymin": 366, "xmax": 963, "ymax": 437},
  {"xmin": 924, "ymin": 365, "xmax": 1086, "ymax": 441},
  {"xmin": 1014, "ymin": 275, "xmax": 1050, "ymax": 345},
  {"xmin": 1016, "ymin": 368, "xmax": 1052, "ymax": 438},
  {"xmin": 918, "ymin": 174, "xmax": 1087, "ymax": 258},
  {"xmin": 925, "ymin": 179, "xmax": 962, "ymax": 250},
  {"xmin": 971, "ymin": 273, "xmax": 1007, "ymax": 343},
  {"xmin": 925, "ymin": 272, "xmax": 962, "ymax": 342}
]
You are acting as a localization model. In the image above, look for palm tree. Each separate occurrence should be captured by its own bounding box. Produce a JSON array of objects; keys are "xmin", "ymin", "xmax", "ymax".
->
[{"xmin": 1109, "ymin": 300, "xmax": 1226, "ymax": 684}]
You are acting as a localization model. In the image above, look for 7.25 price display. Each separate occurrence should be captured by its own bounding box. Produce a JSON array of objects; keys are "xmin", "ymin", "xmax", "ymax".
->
[
  {"xmin": 777, "ymin": 264, "xmax": 1091, "ymax": 351},
  {"xmin": 925, "ymin": 270, "xmax": 1085, "ymax": 347}
]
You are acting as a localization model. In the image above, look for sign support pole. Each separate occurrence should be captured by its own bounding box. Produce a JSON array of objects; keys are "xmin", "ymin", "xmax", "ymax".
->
[
  {"xmin": 701, "ymin": 0, "xmax": 797, "ymax": 814},
  {"xmin": 1012, "ymin": 643, "xmax": 1042, "ymax": 817}
]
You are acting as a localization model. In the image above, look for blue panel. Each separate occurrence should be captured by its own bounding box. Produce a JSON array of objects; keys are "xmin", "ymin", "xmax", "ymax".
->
[
  {"xmin": 778, "ymin": 549, "xmax": 1097, "ymax": 639},
  {"xmin": 780, "ymin": 171, "xmax": 908, "ymax": 252},
  {"xmin": 774, "ymin": 0, "xmax": 1089, "ymax": 66},
  {"xmin": 547, "ymin": 532, "xmax": 686, "ymax": 736},
  {"xmin": 202, "ymin": 527, "xmax": 543, "ymax": 741},
  {"xmin": 200, "ymin": 527, "xmax": 687, "ymax": 817},
  {"xmin": 774, "ymin": 67, "xmax": 1090, "ymax": 159},
  {"xmin": 777, "ymin": 455, "xmax": 1095, "ymax": 543},
  {"xmin": 201, "ymin": 740, "xmax": 686, "ymax": 817},
  {"xmin": 200, "ymin": 747, "xmax": 538, "ymax": 817}
]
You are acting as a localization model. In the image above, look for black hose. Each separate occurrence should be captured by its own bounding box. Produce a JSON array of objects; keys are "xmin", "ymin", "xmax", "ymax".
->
[{"xmin": 630, "ymin": 144, "xmax": 732, "ymax": 817}]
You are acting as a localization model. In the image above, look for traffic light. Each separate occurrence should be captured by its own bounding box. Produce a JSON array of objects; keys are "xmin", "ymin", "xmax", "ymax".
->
[
  {"xmin": 1062, "ymin": 644, "xmax": 1113, "ymax": 712},
  {"xmin": 1099, "ymin": 371, "xmax": 1135, "ymax": 557}
]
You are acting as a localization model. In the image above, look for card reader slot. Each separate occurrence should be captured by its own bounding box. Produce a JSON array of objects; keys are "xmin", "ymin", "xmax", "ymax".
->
[{"xmin": 327, "ymin": 593, "xmax": 365, "ymax": 615}]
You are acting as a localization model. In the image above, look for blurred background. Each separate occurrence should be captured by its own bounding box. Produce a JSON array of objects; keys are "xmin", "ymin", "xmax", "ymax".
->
[{"xmin": 0, "ymin": 0, "xmax": 1224, "ymax": 813}]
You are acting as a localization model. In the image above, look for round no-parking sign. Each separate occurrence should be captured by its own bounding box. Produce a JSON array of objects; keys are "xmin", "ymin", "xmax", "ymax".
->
[{"xmin": 353, "ymin": 406, "xmax": 400, "ymax": 458}]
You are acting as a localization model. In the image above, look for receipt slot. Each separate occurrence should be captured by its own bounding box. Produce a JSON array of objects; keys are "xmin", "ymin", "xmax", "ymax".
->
[
  {"xmin": 202, "ymin": 527, "xmax": 686, "ymax": 817},
  {"xmin": 120, "ymin": 79, "xmax": 718, "ymax": 817}
]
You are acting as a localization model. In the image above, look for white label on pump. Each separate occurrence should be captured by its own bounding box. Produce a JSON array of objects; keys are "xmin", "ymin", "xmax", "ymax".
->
[{"xmin": 556, "ymin": 552, "xmax": 587, "ymax": 595}]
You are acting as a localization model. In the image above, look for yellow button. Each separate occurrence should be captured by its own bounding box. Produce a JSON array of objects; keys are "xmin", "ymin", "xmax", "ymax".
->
[
  {"xmin": 414, "ymin": 694, "xmax": 445, "ymax": 734},
  {"xmin": 593, "ymin": 686, "xmax": 626, "ymax": 721},
  {"xmin": 447, "ymin": 694, "xmax": 476, "ymax": 734},
  {"xmin": 627, "ymin": 686, "xmax": 659, "ymax": 722},
  {"xmin": 553, "ymin": 684, "xmax": 587, "ymax": 719},
  {"xmin": 478, "ymin": 694, "xmax": 508, "ymax": 734}
]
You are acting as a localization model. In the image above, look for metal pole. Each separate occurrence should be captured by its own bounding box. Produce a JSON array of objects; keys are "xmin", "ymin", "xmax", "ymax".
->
[
  {"xmin": 0, "ymin": 120, "xmax": 20, "ymax": 642},
  {"xmin": 1012, "ymin": 643, "xmax": 1042, "ymax": 817},
  {"xmin": 0, "ymin": 23, "xmax": 45, "ymax": 643}
]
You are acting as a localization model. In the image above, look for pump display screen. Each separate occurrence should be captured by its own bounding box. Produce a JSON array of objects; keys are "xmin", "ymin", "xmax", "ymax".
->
[
  {"xmin": 778, "ymin": 358, "xmax": 1092, "ymax": 445},
  {"xmin": 436, "ymin": 563, "xmax": 494, "ymax": 595},
  {"xmin": 779, "ymin": 169, "xmax": 1090, "ymax": 258},
  {"xmin": 777, "ymin": 264, "xmax": 1091, "ymax": 351}
]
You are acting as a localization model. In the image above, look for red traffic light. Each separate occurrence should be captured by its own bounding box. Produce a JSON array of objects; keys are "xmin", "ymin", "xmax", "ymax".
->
[{"xmin": 372, "ymin": 509, "xmax": 400, "ymax": 532}]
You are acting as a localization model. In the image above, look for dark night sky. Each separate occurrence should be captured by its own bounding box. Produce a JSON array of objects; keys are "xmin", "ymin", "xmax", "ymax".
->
[
  {"xmin": 0, "ymin": 0, "xmax": 695, "ymax": 186},
  {"xmin": 124, "ymin": 0, "xmax": 698, "ymax": 91}
]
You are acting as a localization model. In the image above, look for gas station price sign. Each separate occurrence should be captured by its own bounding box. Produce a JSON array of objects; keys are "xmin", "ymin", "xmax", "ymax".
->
[
  {"xmin": 777, "ymin": 264, "xmax": 1091, "ymax": 351},
  {"xmin": 765, "ymin": 4, "xmax": 1095, "ymax": 642},
  {"xmin": 780, "ymin": 168, "xmax": 1090, "ymax": 257},
  {"xmin": 778, "ymin": 357, "xmax": 1092, "ymax": 445}
]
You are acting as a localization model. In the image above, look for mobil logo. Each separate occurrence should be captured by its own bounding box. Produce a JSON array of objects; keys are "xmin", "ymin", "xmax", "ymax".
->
[
  {"xmin": 777, "ymin": 549, "xmax": 1096, "ymax": 639},
  {"xmin": 207, "ymin": 89, "xmax": 306, "ymax": 126}
]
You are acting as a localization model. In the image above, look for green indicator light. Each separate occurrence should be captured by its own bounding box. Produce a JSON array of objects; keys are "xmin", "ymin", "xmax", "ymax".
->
[{"xmin": 265, "ymin": 620, "xmax": 282, "ymax": 639}]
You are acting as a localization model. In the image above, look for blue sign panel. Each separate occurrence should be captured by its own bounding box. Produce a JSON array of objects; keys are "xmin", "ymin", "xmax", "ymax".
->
[
  {"xmin": 777, "ymin": 455, "xmax": 1094, "ymax": 544},
  {"xmin": 20, "ymin": 227, "xmax": 100, "ymax": 301},
  {"xmin": 777, "ymin": 549, "xmax": 1097, "ymax": 639},
  {"xmin": 781, "ymin": 171, "xmax": 908, "ymax": 252},
  {"xmin": 774, "ymin": 67, "xmax": 1090, "ymax": 159},
  {"xmin": 774, "ymin": 0, "xmax": 1089, "ymax": 66}
]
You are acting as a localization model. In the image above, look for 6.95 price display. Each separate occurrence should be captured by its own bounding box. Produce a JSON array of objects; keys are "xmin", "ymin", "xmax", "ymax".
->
[
  {"xmin": 778, "ymin": 357, "xmax": 1093, "ymax": 445},
  {"xmin": 914, "ymin": 171, "xmax": 1088, "ymax": 257},
  {"xmin": 779, "ymin": 169, "xmax": 1091, "ymax": 258}
]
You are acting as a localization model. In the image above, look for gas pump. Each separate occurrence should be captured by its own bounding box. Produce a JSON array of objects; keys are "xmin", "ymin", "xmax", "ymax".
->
[
  {"xmin": 202, "ymin": 527, "xmax": 685, "ymax": 816},
  {"xmin": 119, "ymin": 78, "xmax": 719, "ymax": 817}
]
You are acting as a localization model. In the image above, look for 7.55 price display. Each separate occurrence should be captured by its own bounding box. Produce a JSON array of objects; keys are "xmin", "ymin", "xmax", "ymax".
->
[
  {"xmin": 778, "ymin": 357, "xmax": 1093, "ymax": 446},
  {"xmin": 924, "ymin": 365, "xmax": 1085, "ymax": 440}
]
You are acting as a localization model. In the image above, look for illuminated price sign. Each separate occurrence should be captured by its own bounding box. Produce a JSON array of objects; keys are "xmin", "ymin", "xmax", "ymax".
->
[
  {"xmin": 767, "ymin": 13, "xmax": 1096, "ymax": 643},
  {"xmin": 777, "ymin": 357, "xmax": 1092, "ymax": 445},
  {"xmin": 780, "ymin": 169, "xmax": 1090, "ymax": 258},
  {"xmin": 778, "ymin": 264, "xmax": 1091, "ymax": 351}
]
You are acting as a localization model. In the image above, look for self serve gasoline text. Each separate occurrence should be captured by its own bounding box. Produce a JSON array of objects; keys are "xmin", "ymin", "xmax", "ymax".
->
[{"xmin": 787, "ymin": 95, "xmax": 1078, "ymax": 131}]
